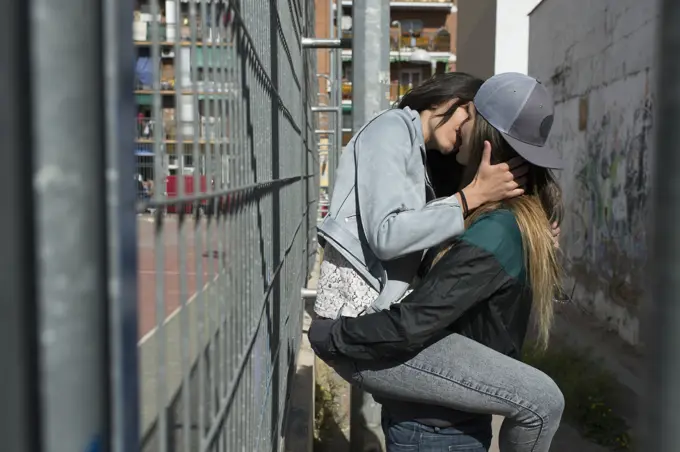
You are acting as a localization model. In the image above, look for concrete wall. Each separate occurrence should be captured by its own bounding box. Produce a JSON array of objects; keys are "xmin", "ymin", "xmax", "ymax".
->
[
  {"xmin": 458, "ymin": 0, "xmax": 544, "ymax": 77},
  {"xmin": 528, "ymin": 0, "xmax": 659, "ymax": 346},
  {"xmin": 456, "ymin": 0, "xmax": 497, "ymax": 79}
]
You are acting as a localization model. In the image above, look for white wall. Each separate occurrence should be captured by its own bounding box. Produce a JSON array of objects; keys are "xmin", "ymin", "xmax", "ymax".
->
[
  {"xmin": 494, "ymin": 0, "xmax": 541, "ymax": 75},
  {"xmin": 528, "ymin": 0, "xmax": 659, "ymax": 346}
]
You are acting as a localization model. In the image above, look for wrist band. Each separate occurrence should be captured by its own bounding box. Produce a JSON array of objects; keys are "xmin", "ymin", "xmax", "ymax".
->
[{"xmin": 459, "ymin": 190, "xmax": 469, "ymax": 217}]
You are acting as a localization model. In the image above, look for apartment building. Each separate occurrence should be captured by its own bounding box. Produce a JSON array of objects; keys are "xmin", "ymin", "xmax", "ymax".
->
[{"xmin": 314, "ymin": 0, "xmax": 458, "ymax": 145}]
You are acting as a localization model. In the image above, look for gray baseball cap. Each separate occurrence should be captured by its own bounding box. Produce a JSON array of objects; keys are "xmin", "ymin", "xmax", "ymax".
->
[{"xmin": 473, "ymin": 72, "xmax": 563, "ymax": 169}]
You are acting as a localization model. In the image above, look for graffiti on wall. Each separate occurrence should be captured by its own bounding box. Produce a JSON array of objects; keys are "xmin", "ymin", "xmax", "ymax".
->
[{"xmin": 570, "ymin": 93, "xmax": 653, "ymax": 310}]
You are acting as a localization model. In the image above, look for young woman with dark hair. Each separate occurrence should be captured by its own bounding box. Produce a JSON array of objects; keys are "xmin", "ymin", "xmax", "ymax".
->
[
  {"xmin": 311, "ymin": 73, "xmax": 566, "ymax": 452},
  {"xmin": 315, "ymin": 72, "xmax": 527, "ymax": 320}
]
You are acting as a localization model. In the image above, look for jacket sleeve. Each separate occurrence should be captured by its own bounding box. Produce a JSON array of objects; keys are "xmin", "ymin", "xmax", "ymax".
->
[
  {"xmin": 354, "ymin": 112, "xmax": 465, "ymax": 261},
  {"xmin": 312, "ymin": 212, "xmax": 522, "ymax": 361}
]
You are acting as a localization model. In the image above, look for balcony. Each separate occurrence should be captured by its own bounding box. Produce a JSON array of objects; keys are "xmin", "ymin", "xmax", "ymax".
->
[
  {"xmin": 135, "ymin": 116, "xmax": 229, "ymax": 149},
  {"xmin": 339, "ymin": 1, "xmax": 456, "ymax": 11},
  {"xmin": 339, "ymin": 25, "xmax": 451, "ymax": 60},
  {"xmin": 340, "ymin": 81, "xmax": 413, "ymax": 103},
  {"xmin": 390, "ymin": 19, "xmax": 452, "ymax": 51},
  {"xmin": 133, "ymin": 8, "xmax": 236, "ymax": 45}
]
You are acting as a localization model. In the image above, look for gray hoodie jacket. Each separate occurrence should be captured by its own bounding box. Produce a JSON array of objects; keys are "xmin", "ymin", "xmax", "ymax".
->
[{"xmin": 317, "ymin": 107, "xmax": 466, "ymax": 313}]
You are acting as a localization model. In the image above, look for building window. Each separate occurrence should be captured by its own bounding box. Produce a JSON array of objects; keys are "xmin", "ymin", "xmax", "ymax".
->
[{"xmin": 399, "ymin": 69, "xmax": 422, "ymax": 89}]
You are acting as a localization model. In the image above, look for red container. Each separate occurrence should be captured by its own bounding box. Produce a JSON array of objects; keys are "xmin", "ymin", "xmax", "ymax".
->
[{"xmin": 165, "ymin": 175, "xmax": 208, "ymax": 213}]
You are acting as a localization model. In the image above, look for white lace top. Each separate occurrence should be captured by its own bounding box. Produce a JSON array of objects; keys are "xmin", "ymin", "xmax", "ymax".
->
[{"xmin": 314, "ymin": 243, "xmax": 380, "ymax": 319}]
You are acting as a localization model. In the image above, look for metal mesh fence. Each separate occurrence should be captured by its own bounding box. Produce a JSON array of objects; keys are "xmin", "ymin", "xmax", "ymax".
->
[{"xmin": 135, "ymin": 1, "xmax": 319, "ymax": 451}]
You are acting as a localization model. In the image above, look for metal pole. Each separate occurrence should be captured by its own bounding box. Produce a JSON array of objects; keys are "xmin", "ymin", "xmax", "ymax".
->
[
  {"xmin": 312, "ymin": 106, "xmax": 342, "ymax": 113},
  {"xmin": 333, "ymin": 0, "xmax": 343, "ymax": 197},
  {"xmin": 301, "ymin": 37, "xmax": 352, "ymax": 49},
  {"xmin": 647, "ymin": 0, "xmax": 680, "ymax": 449},
  {"xmin": 392, "ymin": 21, "xmax": 402, "ymax": 104},
  {"xmin": 102, "ymin": 0, "xmax": 140, "ymax": 450},
  {"xmin": 0, "ymin": 1, "xmax": 41, "ymax": 450},
  {"xmin": 32, "ymin": 0, "xmax": 110, "ymax": 450},
  {"xmin": 326, "ymin": 0, "xmax": 336, "ymax": 196},
  {"xmin": 350, "ymin": 0, "xmax": 390, "ymax": 451}
]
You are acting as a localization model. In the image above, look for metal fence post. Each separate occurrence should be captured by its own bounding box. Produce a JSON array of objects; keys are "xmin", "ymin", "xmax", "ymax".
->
[
  {"xmin": 102, "ymin": 0, "xmax": 140, "ymax": 450},
  {"xmin": 333, "ymin": 0, "xmax": 344, "ymax": 196},
  {"xmin": 32, "ymin": 0, "xmax": 111, "ymax": 450},
  {"xmin": 647, "ymin": 0, "xmax": 680, "ymax": 449},
  {"xmin": 0, "ymin": 0, "xmax": 41, "ymax": 450},
  {"xmin": 350, "ymin": 0, "xmax": 391, "ymax": 450},
  {"xmin": 327, "ymin": 0, "xmax": 336, "ymax": 195}
]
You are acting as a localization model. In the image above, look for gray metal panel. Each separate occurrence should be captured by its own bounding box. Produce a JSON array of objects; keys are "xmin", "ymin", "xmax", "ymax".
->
[
  {"xmin": 0, "ymin": 0, "xmax": 41, "ymax": 450},
  {"xmin": 32, "ymin": 0, "xmax": 110, "ymax": 450}
]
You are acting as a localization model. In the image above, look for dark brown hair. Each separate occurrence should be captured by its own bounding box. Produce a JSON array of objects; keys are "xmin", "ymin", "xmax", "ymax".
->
[{"xmin": 398, "ymin": 72, "xmax": 483, "ymax": 129}]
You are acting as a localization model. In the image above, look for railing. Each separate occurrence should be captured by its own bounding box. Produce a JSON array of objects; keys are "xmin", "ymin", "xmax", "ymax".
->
[
  {"xmin": 134, "ymin": 116, "xmax": 229, "ymax": 142},
  {"xmin": 391, "ymin": 33, "xmax": 432, "ymax": 51},
  {"xmin": 340, "ymin": 0, "xmax": 454, "ymax": 5},
  {"xmin": 390, "ymin": 29, "xmax": 452, "ymax": 53},
  {"xmin": 342, "ymin": 81, "xmax": 412, "ymax": 102},
  {"xmin": 341, "ymin": 29, "xmax": 452, "ymax": 53}
]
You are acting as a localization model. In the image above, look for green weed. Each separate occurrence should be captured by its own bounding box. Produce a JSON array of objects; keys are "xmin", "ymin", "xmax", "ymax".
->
[{"xmin": 523, "ymin": 343, "xmax": 633, "ymax": 450}]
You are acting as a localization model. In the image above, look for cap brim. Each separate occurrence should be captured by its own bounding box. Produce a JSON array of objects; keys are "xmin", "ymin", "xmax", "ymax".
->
[{"xmin": 500, "ymin": 132, "xmax": 564, "ymax": 170}]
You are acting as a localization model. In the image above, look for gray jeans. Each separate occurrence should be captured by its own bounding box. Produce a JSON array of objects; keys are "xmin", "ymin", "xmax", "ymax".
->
[{"xmin": 331, "ymin": 333, "xmax": 564, "ymax": 452}]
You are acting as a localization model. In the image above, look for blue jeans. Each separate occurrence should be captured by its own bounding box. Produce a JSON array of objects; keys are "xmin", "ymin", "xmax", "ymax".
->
[
  {"xmin": 382, "ymin": 412, "xmax": 492, "ymax": 452},
  {"xmin": 331, "ymin": 333, "xmax": 564, "ymax": 452}
]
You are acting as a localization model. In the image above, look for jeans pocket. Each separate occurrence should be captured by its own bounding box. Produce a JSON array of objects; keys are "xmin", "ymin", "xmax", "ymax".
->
[
  {"xmin": 384, "ymin": 426, "xmax": 419, "ymax": 452},
  {"xmin": 417, "ymin": 432, "xmax": 489, "ymax": 452},
  {"xmin": 385, "ymin": 428, "xmax": 421, "ymax": 452}
]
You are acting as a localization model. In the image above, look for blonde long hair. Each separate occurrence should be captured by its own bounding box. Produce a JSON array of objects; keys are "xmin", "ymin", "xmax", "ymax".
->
[{"xmin": 435, "ymin": 114, "xmax": 563, "ymax": 349}]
